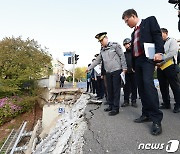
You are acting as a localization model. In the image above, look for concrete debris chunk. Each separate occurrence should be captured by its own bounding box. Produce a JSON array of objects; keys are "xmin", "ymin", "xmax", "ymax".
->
[{"xmin": 33, "ymin": 94, "xmax": 89, "ymax": 154}]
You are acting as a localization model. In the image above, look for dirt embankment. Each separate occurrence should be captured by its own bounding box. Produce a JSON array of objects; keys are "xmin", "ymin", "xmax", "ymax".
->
[{"xmin": 0, "ymin": 102, "xmax": 43, "ymax": 146}]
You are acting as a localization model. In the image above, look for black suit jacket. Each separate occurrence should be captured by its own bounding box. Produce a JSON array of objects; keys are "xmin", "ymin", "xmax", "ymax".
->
[{"xmin": 131, "ymin": 16, "xmax": 164, "ymax": 55}]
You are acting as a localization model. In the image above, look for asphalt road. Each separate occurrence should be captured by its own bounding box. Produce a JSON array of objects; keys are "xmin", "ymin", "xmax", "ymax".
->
[
  {"xmin": 59, "ymin": 81, "xmax": 86, "ymax": 89},
  {"xmin": 83, "ymin": 89, "xmax": 180, "ymax": 154}
]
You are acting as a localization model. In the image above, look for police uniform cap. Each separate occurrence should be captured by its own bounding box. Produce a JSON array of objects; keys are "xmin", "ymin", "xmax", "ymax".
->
[{"xmin": 95, "ymin": 32, "xmax": 107, "ymax": 41}]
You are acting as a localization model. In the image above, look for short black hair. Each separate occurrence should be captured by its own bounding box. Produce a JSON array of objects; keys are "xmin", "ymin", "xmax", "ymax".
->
[
  {"xmin": 122, "ymin": 9, "xmax": 138, "ymax": 19},
  {"xmin": 160, "ymin": 28, "xmax": 168, "ymax": 34}
]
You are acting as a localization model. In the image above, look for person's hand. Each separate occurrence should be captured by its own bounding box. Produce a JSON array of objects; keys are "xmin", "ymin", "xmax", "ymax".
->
[
  {"xmin": 156, "ymin": 63, "xmax": 162, "ymax": 68},
  {"xmin": 154, "ymin": 53, "xmax": 163, "ymax": 62},
  {"xmin": 123, "ymin": 69, "xmax": 127, "ymax": 74},
  {"xmin": 85, "ymin": 69, "xmax": 88, "ymax": 73}
]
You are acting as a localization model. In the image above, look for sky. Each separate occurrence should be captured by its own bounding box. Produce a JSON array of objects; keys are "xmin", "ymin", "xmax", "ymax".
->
[{"xmin": 0, "ymin": 0, "xmax": 179, "ymax": 70}]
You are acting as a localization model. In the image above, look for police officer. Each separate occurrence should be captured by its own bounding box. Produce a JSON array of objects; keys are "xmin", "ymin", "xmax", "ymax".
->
[
  {"xmin": 121, "ymin": 38, "xmax": 138, "ymax": 108},
  {"xmin": 87, "ymin": 32, "xmax": 127, "ymax": 116}
]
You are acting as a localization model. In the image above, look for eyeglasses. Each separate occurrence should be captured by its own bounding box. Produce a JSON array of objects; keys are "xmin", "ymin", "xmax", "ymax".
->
[
  {"xmin": 124, "ymin": 16, "xmax": 132, "ymax": 23},
  {"xmin": 124, "ymin": 18, "xmax": 129, "ymax": 23}
]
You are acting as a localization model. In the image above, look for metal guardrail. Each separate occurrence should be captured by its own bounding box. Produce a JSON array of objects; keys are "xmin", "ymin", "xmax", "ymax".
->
[
  {"xmin": 0, "ymin": 129, "xmax": 16, "ymax": 153},
  {"xmin": 0, "ymin": 121, "xmax": 32, "ymax": 154},
  {"xmin": 10, "ymin": 121, "xmax": 27, "ymax": 154}
]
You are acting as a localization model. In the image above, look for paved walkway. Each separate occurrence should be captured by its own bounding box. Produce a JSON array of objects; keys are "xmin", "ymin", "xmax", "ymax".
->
[{"xmin": 83, "ymin": 89, "xmax": 180, "ymax": 154}]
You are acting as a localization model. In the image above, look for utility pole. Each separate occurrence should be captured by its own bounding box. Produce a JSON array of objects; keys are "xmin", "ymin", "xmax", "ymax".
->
[{"xmin": 72, "ymin": 53, "xmax": 75, "ymax": 87}]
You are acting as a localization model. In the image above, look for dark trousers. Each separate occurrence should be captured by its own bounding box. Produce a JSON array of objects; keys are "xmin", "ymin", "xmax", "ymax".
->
[
  {"xmin": 86, "ymin": 81, "xmax": 92, "ymax": 92},
  {"xmin": 103, "ymin": 75, "xmax": 108, "ymax": 100},
  {"xmin": 106, "ymin": 70, "xmax": 121, "ymax": 111},
  {"xmin": 60, "ymin": 82, "xmax": 64, "ymax": 88},
  {"xmin": 157, "ymin": 65, "xmax": 180, "ymax": 108},
  {"xmin": 135, "ymin": 56, "xmax": 163, "ymax": 124},
  {"xmin": 124, "ymin": 73, "xmax": 137, "ymax": 102},
  {"xmin": 96, "ymin": 76, "xmax": 104, "ymax": 98},
  {"xmin": 91, "ymin": 79, "xmax": 97, "ymax": 94}
]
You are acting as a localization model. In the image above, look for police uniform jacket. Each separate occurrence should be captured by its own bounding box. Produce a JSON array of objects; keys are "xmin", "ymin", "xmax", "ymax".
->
[{"xmin": 88, "ymin": 42, "xmax": 127, "ymax": 73}]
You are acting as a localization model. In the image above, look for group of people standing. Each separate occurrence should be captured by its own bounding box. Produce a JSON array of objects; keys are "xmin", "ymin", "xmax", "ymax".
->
[
  {"xmin": 86, "ymin": 56, "xmax": 106, "ymax": 100},
  {"xmin": 86, "ymin": 9, "xmax": 180, "ymax": 136}
]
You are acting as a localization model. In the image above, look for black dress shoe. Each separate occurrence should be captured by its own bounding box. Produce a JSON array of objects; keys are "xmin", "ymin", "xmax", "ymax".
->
[
  {"xmin": 159, "ymin": 105, "xmax": 171, "ymax": 109},
  {"xmin": 134, "ymin": 115, "xmax": 151, "ymax": 123},
  {"xmin": 108, "ymin": 110, "xmax": 119, "ymax": 116},
  {"xmin": 173, "ymin": 107, "xmax": 180, "ymax": 113},
  {"xmin": 151, "ymin": 123, "xmax": 162, "ymax": 136},
  {"xmin": 104, "ymin": 106, "xmax": 112, "ymax": 112}
]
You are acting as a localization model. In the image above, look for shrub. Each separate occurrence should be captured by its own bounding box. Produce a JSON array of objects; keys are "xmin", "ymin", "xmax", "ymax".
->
[
  {"xmin": 66, "ymin": 76, "xmax": 73, "ymax": 82},
  {"xmin": 0, "ymin": 96, "xmax": 37, "ymax": 126},
  {"xmin": 0, "ymin": 97, "xmax": 22, "ymax": 125}
]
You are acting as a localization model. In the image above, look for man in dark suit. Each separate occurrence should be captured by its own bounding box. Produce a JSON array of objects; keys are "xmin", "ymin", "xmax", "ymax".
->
[{"xmin": 122, "ymin": 9, "xmax": 164, "ymax": 135}]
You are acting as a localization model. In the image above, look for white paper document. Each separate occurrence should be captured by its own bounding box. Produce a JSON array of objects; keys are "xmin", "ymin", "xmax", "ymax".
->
[
  {"xmin": 120, "ymin": 72, "xmax": 126, "ymax": 85},
  {"xmin": 94, "ymin": 65, "xmax": 101, "ymax": 74},
  {"xmin": 144, "ymin": 43, "xmax": 155, "ymax": 59}
]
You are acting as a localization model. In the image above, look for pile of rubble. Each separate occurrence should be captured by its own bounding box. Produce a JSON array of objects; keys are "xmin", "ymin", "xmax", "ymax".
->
[
  {"xmin": 1, "ymin": 88, "xmax": 99, "ymax": 154},
  {"xmin": 33, "ymin": 90, "xmax": 90, "ymax": 154}
]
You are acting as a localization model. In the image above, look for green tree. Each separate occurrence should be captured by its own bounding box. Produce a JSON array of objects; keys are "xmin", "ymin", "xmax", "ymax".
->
[
  {"xmin": 74, "ymin": 67, "xmax": 86, "ymax": 81},
  {"xmin": 0, "ymin": 36, "xmax": 52, "ymax": 96},
  {"xmin": 66, "ymin": 76, "xmax": 73, "ymax": 82}
]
